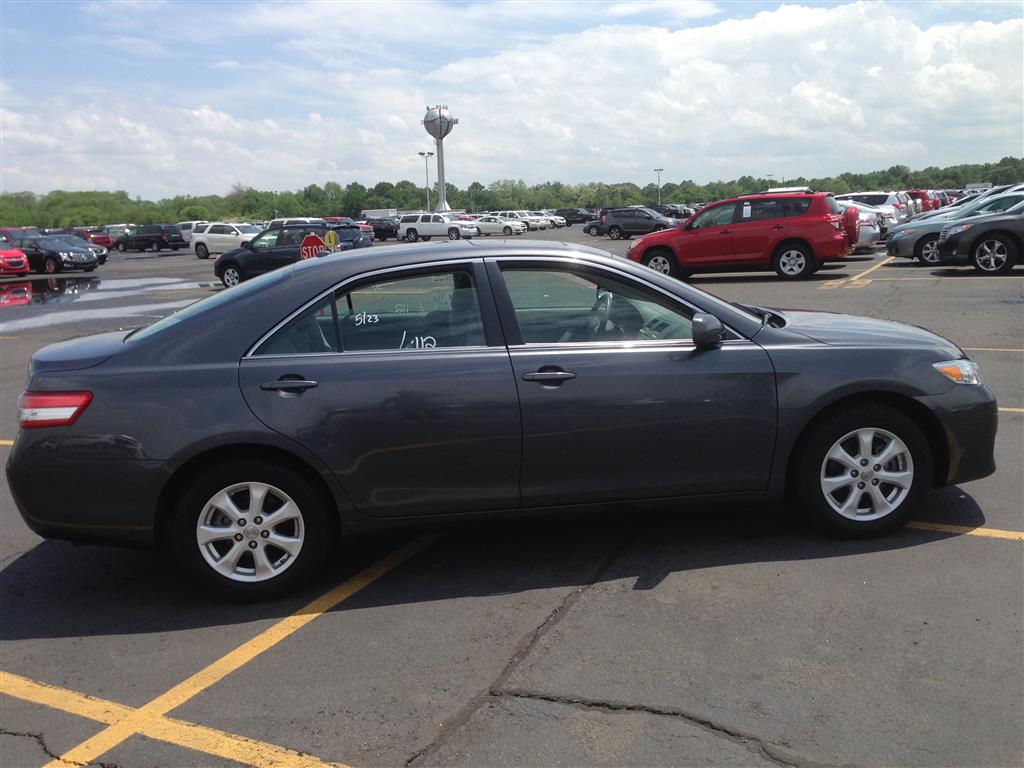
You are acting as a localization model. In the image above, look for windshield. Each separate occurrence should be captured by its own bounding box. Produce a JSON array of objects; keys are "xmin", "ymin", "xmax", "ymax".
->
[
  {"xmin": 127, "ymin": 268, "xmax": 290, "ymax": 342},
  {"xmin": 237, "ymin": 224, "xmax": 261, "ymax": 233},
  {"xmin": 37, "ymin": 237, "xmax": 73, "ymax": 249}
]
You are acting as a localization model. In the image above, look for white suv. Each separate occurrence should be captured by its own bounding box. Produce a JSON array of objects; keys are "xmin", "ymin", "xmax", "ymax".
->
[
  {"xmin": 191, "ymin": 222, "xmax": 263, "ymax": 259},
  {"xmin": 398, "ymin": 213, "xmax": 477, "ymax": 241},
  {"xmin": 176, "ymin": 220, "xmax": 208, "ymax": 244}
]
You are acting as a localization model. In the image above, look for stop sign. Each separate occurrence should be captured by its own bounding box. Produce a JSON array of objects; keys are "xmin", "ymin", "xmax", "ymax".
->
[{"xmin": 299, "ymin": 233, "xmax": 327, "ymax": 260}]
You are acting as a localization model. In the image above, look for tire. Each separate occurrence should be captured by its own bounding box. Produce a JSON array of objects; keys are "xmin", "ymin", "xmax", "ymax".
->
[
  {"xmin": 118, "ymin": 242, "xmax": 127, "ymax": 252},
  {"xmin": 195, "ymin": 243, "xmax": 210, "ymax": 260},
  {"xmin": 448, "ymin": 228, "xmax": 461, "ymax": 240},
  {"xmin": 84, "ymin": 267, "xmax": 96, "ymax": 272},
  {"xmin": 794, "ymin": 404, "xmax": 931, "ymax": 537},
  {"xmin": 170, "ymin": 458, "xmax": 330, "ymax": 600},
  {"xmin": 221, "ymin": 264, "xmax": 242, "ymax": 288},
  {"xmin": 642, "ymin": 248, "xmax": 678, "ymax": 278},
  {"xmin": 421, "ymin": 236, "xmax": 432, "ymax": 241},
  {"xmin": 152, "ymin": 241, "xmax": 162, "ymax": 252},
  {"xmin": 772, "ymin": 243, "xmax": 817, "ymax": 279},
  {"xmin": 43, "ymin": 256, "xmax": 60, "ymax": 274},
  {"xmin": 970, "ymin": 234, "xmax": 1017, "ymax": 275},
  {"xmin": 172, "ymin": 245, "xmax": 181, "ymax": 251},
  {"xmin": 913, "ymin": 234, "xmax": 940, "ymax": 266},
  {"xmin": 405, "ymin": 229, "xmax": 418, "ymax": 242},
  {"xmin": 608, "ymin": 226, "xmax": 623, "ymax": 240},
  {"xmin": 584, "ymin": 225, "xmax": 599, "ymax": 236},
  {"xmin": 503, "ymin": 226, "xmax": 512, "ymax": 235},
  {"xmin": 475, "ymin": 228, "xmax": 482, "ymax": 237}
]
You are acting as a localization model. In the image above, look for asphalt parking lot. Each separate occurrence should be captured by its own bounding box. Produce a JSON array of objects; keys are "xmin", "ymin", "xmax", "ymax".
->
[{"xmin": 1, "ymin": 230, "xmax": 1021, "ymax": 768}]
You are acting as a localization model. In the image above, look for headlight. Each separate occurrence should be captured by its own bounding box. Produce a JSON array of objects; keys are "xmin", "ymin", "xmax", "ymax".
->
[
  {"xmin": 630, "ymin": 238, "xmax": 644, "ymax": 249},
  {"xmin": 898, "ymin": 229, "xmax": 915, "ymax": 236},
  {"xmin": 59, "ymin": 251, "xmax": 72, "ymax": 257},
  {"xmin": 933, "ymin": 360, "xmax": 982, "ymax": 385},
  {"xmin": 946, "ymin": 223, "xmax": 973, "ymax": 236}
]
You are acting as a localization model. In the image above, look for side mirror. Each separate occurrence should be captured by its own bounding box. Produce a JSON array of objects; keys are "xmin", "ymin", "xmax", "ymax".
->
[
  {"xmin": 692, "ymin": 312, "xmax": 725, "ymax": 350},
  {"xmin": 242, "ymin": 241, "xmax": 252, "ymax": 249}
]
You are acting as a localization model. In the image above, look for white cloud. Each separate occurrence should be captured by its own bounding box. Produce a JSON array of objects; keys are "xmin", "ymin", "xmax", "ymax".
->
[
  {"xmin": 211, "ymin": 59, "xmax": 240, "ymax": 70},
  {"xmin": 3, "ymin": 2, "xmax": 1021, "ymax": 198}
]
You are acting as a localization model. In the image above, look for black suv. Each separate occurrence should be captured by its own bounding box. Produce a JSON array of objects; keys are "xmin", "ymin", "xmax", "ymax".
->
[
  {"xmin": 214, "ymin": 223, "xmax": 372, "ymax": 288},
  {"xmin": 600, "ymin": 207, "xmax": 676, "ymax": 240},
  {"xmin": 113, "ymin": 224, "xmax": 186, "ymax": 252},
  {"xmin": 367, "ymin": 217, "xmax": 400, "ymax": 241},
  {"xmin": 554, "ymin": 208, "xmax": 597, "ymax": 225}
]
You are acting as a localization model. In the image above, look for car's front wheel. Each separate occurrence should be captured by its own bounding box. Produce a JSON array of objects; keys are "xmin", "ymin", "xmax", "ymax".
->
[
  {"xmin": 195, "ymin": 243, "xmax": 210, "ymax": 260},
  {"xmin": 914, "ymin": 234, "xmax": 940, "ymax": 265},
  {"xmin": 43, "ymin": 256, "xmax": 60, "ymax": 274},
  {"xmin": 642, "ymin": 248, "xmax": 677, "ymax": 277},
  {"xmin": 171, "ymin": 459, "xmax": 330, "ymax": 599},
  {"xmin": 795, "ymin": 405, "xmax": 931, "ymax": 536},
  {"xmin": 503, "ymin": 226, "xmax": 512, "ymax": 235},
  {"xmin": 220, "ymin": 264, "xmax": 242, "ymax": 288},
  {"xmin": 971, "ymin": 234, "xmax": 1016, "ymax": 275},
  {"xmin": 118, "ymin": 242, "xmax": 127, "ymax": 252},
  {"xmin": 773, "ymin": 244, "xmax": 817, "ymax": 279}
]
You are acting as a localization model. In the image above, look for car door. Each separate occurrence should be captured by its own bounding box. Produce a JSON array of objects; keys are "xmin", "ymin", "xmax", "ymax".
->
[
  {"xmin": 243, "ymin": 229, "xmax": 283, "ymax": 274},
  {"xmin": 676, "ymin": 202, "xmax": 738, "ymax": 266},
  {"xmin": 489, "ymin": 257, "xmax": 776, "ymax": 506},
  {"xmin": 731, "ymin": 198, "xmax": 784, "ymax": 265},
  {"xmin": 238, "ymin": 260, "xmax": 521, "ymax": 518}
]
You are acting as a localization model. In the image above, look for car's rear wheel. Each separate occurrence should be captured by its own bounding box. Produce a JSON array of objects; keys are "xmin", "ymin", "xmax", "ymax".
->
[
  {"xmin": 608, "ymin": 226, "xmax": 623, "ymax": 240},
  {"xmin": 43, "ymin": 256, "xmax": 60, "ymax": 274},
  {"xmin": 795, "ymin": 405, "xmax": 930, "ymax": 537},
  {"xmin": 914, "ymin": 234, "xmax": 940, "ymax": 265},
  {"xmin": 642, "ymin": 248, "xmax": 677, "ymax": 277},
  {"xmin": 118, "ymin": 242, "xmax": 127, "ymax": 252},
  {"xmin": 773, "ymin": 244, "xmax": 816, "ymax": 279},
  {"xmin": 421, "ymin": 236, "xmax": 432, "ymax": 241},
  {"xmin": 171, "ymin": 459, "xmax": 330, "ymax": 600},
  {"xmin": 221, "ymin": 264, "xmax": 242, "ymax": 288},
  {"xmin": 503, "ymin": 226, "xmax": 512, "ymax": 235},
  {"xmin": 405, "ymin": 229, "xmax": 418, "ymax": 242},
  {"xmin": 152, "ymin": 241, "xmax": 162, "ymax": 252},
  {"xmin": 970, "ymin": 234, "xmax": 1016, "ymax": 275},
  {"xmin": 195, "ymin": 243, "xmax": 210, "ymax": 259}
]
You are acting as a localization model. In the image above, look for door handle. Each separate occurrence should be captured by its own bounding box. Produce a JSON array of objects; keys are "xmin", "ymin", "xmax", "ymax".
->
[
  {"xmin": 522, "ymin": 369, "xmax": 576, "ymax": 384},
  {"xmin": 260, "ymin": 379, "xmax": 319, "ymax": 393},
  {"xmin": 772, "ymin": 224, "xmax": 785, "ymax": 230},
  {"xmin": 720, "ymin": 229, "xmax": 732, "ymax": 234}
]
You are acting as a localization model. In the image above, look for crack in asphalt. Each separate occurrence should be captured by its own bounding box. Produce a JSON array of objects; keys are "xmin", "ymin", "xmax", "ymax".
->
[
  {"xmin": 493, "ymin": 689, "xmax": 849, "ymax": 768},
  {"xmin": 404, "ymin": 530, "xmax": 636, "ymax": 767},
  {"xmin": 0, "ymin": 728, "xmax": 119, "ymax": 767}
]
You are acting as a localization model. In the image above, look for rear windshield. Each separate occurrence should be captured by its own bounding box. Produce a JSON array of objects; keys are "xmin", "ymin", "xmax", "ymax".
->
[
  {"xmin": 824, "ymin": 196, "xmax": 842, "ymax": 215},
  {"xmin": 127, "ymin": 269, "xmax": 289, "ymax": 343},
  {"xmin": 844, "ymin": 194, "xmax": 889, "ymax": 206}
]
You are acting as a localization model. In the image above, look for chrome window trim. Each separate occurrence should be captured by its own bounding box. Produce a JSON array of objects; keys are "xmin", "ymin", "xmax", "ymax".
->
[
  {"xmin": 244, "ymin": 345, "xmax": 496, "ymax": 362},
  {"xmin": 489, "ymin": 254, "xmax": 745, "ymax": 342},
  {"xmin": 244, "ymin": 257, "xmax": 485, "ymax": 358}
]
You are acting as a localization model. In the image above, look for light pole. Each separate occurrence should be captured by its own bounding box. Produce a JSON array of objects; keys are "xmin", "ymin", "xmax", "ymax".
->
[
  {"xmin": 418, "ymin": 151, "xmax": 434, "ymax": 211},
  {"xmin": 653, "ymin": 168, "xmax": 664, "ymax": 205},
  {"xmin": 272, "ymin": 190, "xmax": 278, "ymax": 218}
]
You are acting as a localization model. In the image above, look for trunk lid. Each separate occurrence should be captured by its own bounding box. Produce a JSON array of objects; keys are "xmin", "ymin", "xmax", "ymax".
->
[{"xmin": 31, "ymin": 330, "xmax": 128, "ymax": 373}]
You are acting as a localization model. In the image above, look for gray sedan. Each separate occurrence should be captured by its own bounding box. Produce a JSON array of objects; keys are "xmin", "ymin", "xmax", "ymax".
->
[{"xmin": 7, "ymin": 242, "xmax": 997, "ymax": 599}]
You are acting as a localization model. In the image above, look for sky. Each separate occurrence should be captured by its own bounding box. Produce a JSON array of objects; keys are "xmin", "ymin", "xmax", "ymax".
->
[{"xmin": 1, "ymin": 0, "xmax": 1022, "ymax": 200}]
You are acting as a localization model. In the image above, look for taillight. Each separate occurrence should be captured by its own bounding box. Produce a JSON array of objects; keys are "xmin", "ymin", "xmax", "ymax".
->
[
  {"xmin": 893, "ymin": 203, "xmax": 902, "ymax": 209},
  {"xmin": 18, "ymin": 391, "xmax": 92, "ymax": 429},
  {"xmin": 162, "ymin": 233, "xmax": 169, "ymax": 240},
  {"xmin": 601, "ymin": 215, "xmax": 607, "ymax": 222}
]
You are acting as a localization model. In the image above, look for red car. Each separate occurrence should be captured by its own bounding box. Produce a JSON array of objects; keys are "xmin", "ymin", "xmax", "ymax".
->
[
  {"xmin": 72, "ymin": 227, "xmax": 113, "ymax": 249},
  {"xmin": 0, "ymin": 280, "xmax": 32, "ymax": 306},
  {"xmin": 906, "ymin": 189, "xmax": 939, "ymax": 212},
  {"xmin": 626, "ymin": 191, "xmax": 854, "ymax": 280},
  {"xmin": 0, "ymin": 246, "xmax": 30, "ymax": 276}
]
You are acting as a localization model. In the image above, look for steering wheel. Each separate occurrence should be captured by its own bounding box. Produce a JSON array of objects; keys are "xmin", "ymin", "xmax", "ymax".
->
[{"xmin": 560, "ymin": 292, "xmax": 614, "ymax": 342}]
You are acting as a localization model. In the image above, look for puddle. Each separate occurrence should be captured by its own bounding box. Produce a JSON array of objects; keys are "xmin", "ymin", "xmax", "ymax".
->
[
  {"xmin": 0, "ymin": 276, "xmax": 218, "ymax": 308},
  {"xmin": 0, "ymin": 300, "xmax": 197, "ymax": 333}
]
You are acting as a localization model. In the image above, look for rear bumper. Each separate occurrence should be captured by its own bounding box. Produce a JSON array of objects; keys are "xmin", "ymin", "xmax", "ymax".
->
[
  {"xmin": 915, "ymin": 386, "xmax": 998, "ymax": 486},
  {"xmin": 816, "ymin": 234, "xmax": 851, "ymax": 262}
]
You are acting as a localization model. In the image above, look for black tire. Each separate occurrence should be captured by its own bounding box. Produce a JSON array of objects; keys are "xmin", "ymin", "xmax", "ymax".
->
[
  {"xmin": 913, "ymin": 234, "xmax": 940, "ymax": 266},
  {"xmin": 170, "ymin": 458, "xmax": 331, "ymax": 600},
  {"xmin": 220, "ymin": 264, "xmax": 242, "ymax": 288},
  {"xmin": 608, "ymin": 226, "xmax": 623, "ymax": 240},
  {"xmin": 152, "ymin": 241, "xmax": 162, "ymax": 252},
  {"xmin": 406, "ymin": 229, "xmax": 418, "ymax": 242},
  {"xmin": 172, "ymin": 245, "xmax": 181, "ymax": 251},
  {"xmin": 118, "ymin": 242, "xmax": 127, "ymax": 252},
  {"xmin": 503, "ymin": 226, "xmax": 512, "ymax": 235},
  {"xmin": 421, "ymin": 236, "xmax": 432, "ymax": 241},
  {"xmin": 195, "ymin": 243, "xmax": 210, "ymax": 260},
  {"xmin": 970, "ymin": 234, "xmax": 1017, "ymax": 275},
  {"xmin": 794, "ymin": 404, "xmax": 931, "ymax": 537},
  {"xmin": 448, "ymin": 228, "xmax": 461, "ymax": 240},
  {"xmin": 43, "ymin": 256, "xmax": 60, "ymax": 274},
  {"xmin": 642, "ymin": 248, "xmax": 678, "ymax": 277},
  {"xmin": 84, "ymin": 267, "xmax": 96, "ymax": 272},
  {"xmin": 772, "ymin": 243, "xmax": 817, "ymax": 279}
]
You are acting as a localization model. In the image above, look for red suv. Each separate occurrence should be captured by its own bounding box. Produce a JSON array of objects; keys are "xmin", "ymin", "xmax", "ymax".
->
[
  {"xmin": 626, "ymin": 191, "xmax": 854, "ymax": 280},
  {"xmin": 72, "ymin": 227, "xmax": 114, "ymax": 248},
  {"xmin": 906, "ymin": 189, "xmax": 939, "ymax": 212}
]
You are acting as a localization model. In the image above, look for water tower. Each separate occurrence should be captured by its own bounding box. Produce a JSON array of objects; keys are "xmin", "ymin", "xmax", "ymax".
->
[{"xmin": 422, "ymin": 105, "xmax": 458, "ymax": 211}]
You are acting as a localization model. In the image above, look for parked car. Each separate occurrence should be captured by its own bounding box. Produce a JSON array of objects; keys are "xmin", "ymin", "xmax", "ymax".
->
[
  {"xmin": 627, "ymin": 191, "xmax": 852, "ymax": 279},
  {"xmin": 267, "ymin": 217, "xmax": 326, "ymax": 230},
  {"xmin": 887, "ymin": 192, "xmax": 1024, "ymax": 265},
  {"xmin": 554, "ymin": 208, "xmax": 598, "ymax": 225},
  {"xmin": 835, "ymin": 200, "xmax": 883, "ymax": 249},
  {"xmin": 533, "ymin": 211, "xmax": 566, "ymax": 228},
  {"xmin": 0, "ymin": 227, "xmax": 41, "ymax": 241},
  {"xmin": 471, "ymin": 215, "xmax": 528, "ymax": 236},
  {"xmin": 52, "ymin": 234, "xmax": 108, "ymax": 265},
  {"xmin": 366, "ymin": 217, "xmax": 400, "ymax": 241},
  {"xmin": 113, "ymin": 224, "xmax": 186, "ymax": 252},
  {"xmin": 213, "ymin": 223, "xmax": 370, "ymax": 288},
  {"xmin": 104, "ymin": 224, "xmax": 135, "ymax": 242},
  {"xmin": 601, "ymin": 207, "xmax": 676, "ymax": 240},
  {"xmin": 72, "ymin": 227, "xmax": 114, "ymax": 249},
  {"xmin": 176, "ymin": 220, "xmax": 209, "ymax": 244},
  {"xmin": 0, "ymin": 245, "xmax": 30, "ymax": 276},
  {"xmin": 6, "ymin": 241, "xmax": 997, "ymax": 598},
  {"xmin": 191, "ymin": 222, "xmax": 263, "ymax": 259},
  {"xmin": 492, "ymin": 211, "xmax": 549, "ymax": 230},
  {"xmin": 14, "ymin": 236, "xmax": 98, "ymax": 273},
  {"xmin": 398, "ymin": 213, "xmax": 477, "ymax": 242},
  {"xmin": 834, "ymin": 192, "xmax": 909, "ymax": 226},
  {"xmin": 937, "ymin": 209, "xmax": 1023, "ymax": 275},
  {"xmin": 906, "ymin": 190, "xmax": 939, "ymax": 213}
]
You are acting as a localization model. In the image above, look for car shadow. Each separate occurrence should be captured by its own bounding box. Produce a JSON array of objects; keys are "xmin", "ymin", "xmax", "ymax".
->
[{"xmin": 0, "ymin": 487, "xmax": 989, "ymax": 641}]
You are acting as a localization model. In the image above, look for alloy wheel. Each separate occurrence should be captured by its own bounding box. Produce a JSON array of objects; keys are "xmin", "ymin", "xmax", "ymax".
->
[
  {"xmin": 819, "ymin": 427, "xmax": 913, "ymax": 521},
  {"xmin": 648, "ymin": 254, "xmax": 672, "ymax": 274},
  {"xmin": 778, "ymin": 249, "xmax": 806, "ymax": 276},
  {"xmin": 920, "ymin": 239, "xmax": 940, "ymax": 264},
  {"xmin": 974, "ymin": 239, "xmax": 1008, "ymax": 272},
  {"xmin": 223, "ymin": 267, "xmax": 240, "ymax": 287},
  {"xmin": 195, "ymin": 481, "xmax": 304, "ymax": 583}
]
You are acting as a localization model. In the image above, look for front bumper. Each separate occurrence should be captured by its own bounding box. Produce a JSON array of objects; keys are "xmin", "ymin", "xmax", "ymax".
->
[
  {"xmin": 937, "ymin": 233, "xmax": 971, "ymax": 265},
  {"xmin": 916, "ymin": 384, "xmax": 998, "ymax": 486}
]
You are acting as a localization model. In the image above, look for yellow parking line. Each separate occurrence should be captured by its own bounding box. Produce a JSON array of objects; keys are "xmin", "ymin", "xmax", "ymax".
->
[
  {"xmin": 999, "ymin": 407, "xmax": 1024, "ymax": 413},
  {"xmin": 821, "ymin": 256, "xmax": 894, "ymax": 289},
  {"xmin": 0, "ymin": 671, "xmax": 345, "ymax": 767},
  {"xmin": 42, "ymin": 534, "xmax": 440, "ymax": 768},
  {"xmin": 907, "ymin": 522, "xmax": 1024, "ymax": 541},
  {"xmin": 964, "ymin": 348, "xmax": 1024, "ymax": 353},
  {"xmin": 0, "ymin": 439, "xmax": 12, "ymax": 446},
  {"xmin": 871, "ymin": 275, "xmax": 1024, "ymax": 281}
]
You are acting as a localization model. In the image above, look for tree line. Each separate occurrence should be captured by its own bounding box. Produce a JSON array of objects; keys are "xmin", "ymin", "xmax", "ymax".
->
[{"xmin": 2, "ymin": 157, "xmax": 1021, "ymax": 227}]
